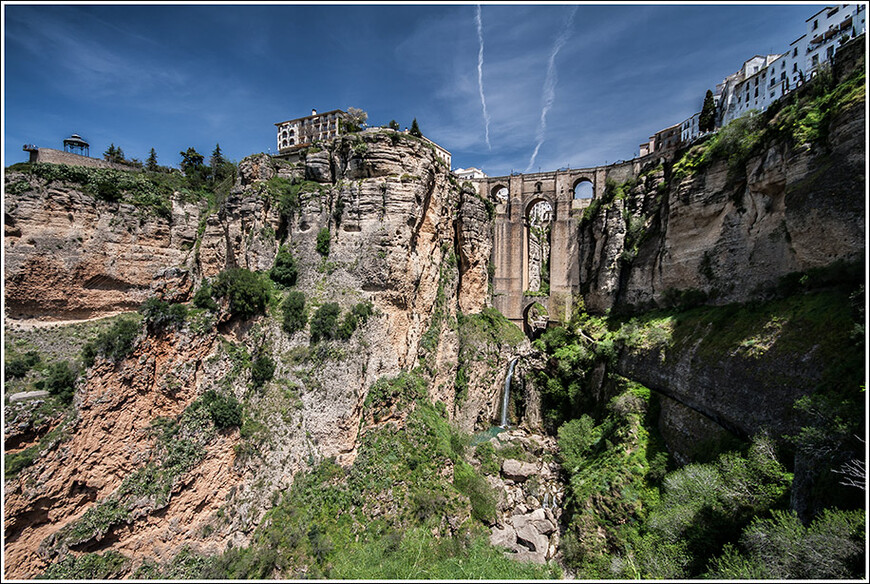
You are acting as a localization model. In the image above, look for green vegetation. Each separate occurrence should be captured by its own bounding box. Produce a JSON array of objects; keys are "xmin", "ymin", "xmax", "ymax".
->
[
  {"xmin": 81, "ymin": 315, "xmax": 141, "ymax": 368},
  {"xmin": 40, "ymin": 550, "xmax": 129, "ymax": 579},
  {"xmin": 281, "ymin": 291, "xmax": 307, "ymax": 335},
  {"xmin": 699, "ymin": 89, "xmax": 716, "ymax": 132},
  {"xmin": 251, "ymin": 353, "xmax": 275, "ymax": 389},
  {"xmin": 672, "ymin": 63, "xmax": 865, "ymax": 184},
  {"xmin": 5, "ymin": 350, "xmax": 40, "ymax": 378},
  {"xmin": 316, "ymin": 227, "xmax": 331, "ymax": 256},
  {"xmin": 37, "ymin": 361, "xmax": 79, "ymax": 404},
  {"xmin": 196, "ymin": 389, "xmax": 243, "ymax": 429},
  {"xmin": 193, "ymin": 282, "xmax": 219, "ymax": 311},
  {"xmin": 211, "ymin": 268, "xmax": 269, "ymax": 320},
  {"xmin": 269, "ymin": 246, "xmax": 299, "ymax": 287},
  {"xmin": 158, "ymin": 389, "xmax": 559, "ymax": 579},
  {"xmin": 139, "ymin": 297, "xmax": 188, "ymax": 333},
  {"xmin": 409, "ymin": 118, "xmax": 422, "ymax": 138},
  {"xmin": 336, "ymin": 301, "xmax": 374, "ymax": 340},
  {"xmin": 310, "ymin": 302, "xmax": 340, "ymax": 343}
]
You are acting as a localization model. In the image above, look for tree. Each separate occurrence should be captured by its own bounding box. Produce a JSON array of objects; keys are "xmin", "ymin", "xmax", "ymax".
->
[
  {"xmin": 180, "ymin": 147, "xmax": 205, "ymax": 174},
  {"xmin": 180, "ymin": 147, "xmax": 209, "ymax": 188},
  {"xmin": 388, "ymin": 120, "xmax": 400, "ymax": 130},
  {"xmin": 310, "ymin": 302, "xmax": 340, "ymax": 343},
  {"xmin": 316, "ymin": 227, "xmax": 331, "ymax": 256},
  {"xmin": 103, "ymin": 144, "xmax": 124, "ymax": 163},
  {"xmin": 282, "ymin": 291, "xmax": 307, "ymax": 334},
  {"xmin": 210, "ymin": 143, "xmax": 229, "ymax": 184},
  {"xmin": 409, "ymin": 118, "xmax": 422, "ymax": 137},
  {"xmin": 699, "ymin": 89, "xmax": 716, "ymax": 132},
  {"xmin": 344, "ymin": 107, "xmax": 368, "ymax": 133},
  {"xmin": 146, "ymin": 148, "xmax": 159, "ymax": 172}
]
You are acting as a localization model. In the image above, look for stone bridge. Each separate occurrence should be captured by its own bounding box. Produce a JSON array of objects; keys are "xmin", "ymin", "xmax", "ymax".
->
[{"xmin": 473, "ymin": 160, "xmax": 644, "ymax": 334}]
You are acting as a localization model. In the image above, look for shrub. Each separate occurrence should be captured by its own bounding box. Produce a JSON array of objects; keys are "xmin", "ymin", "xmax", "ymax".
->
[
  {"xmin": 453, "ymin": 461, "xmax": 497, "ymax": 524},
  {"xmin": 193, "ymin": 283, "xmax": 219, "ymax": 311},
  {"xmin": 282, "ymin": 291, "xmax": 307, "ymax": 334},
  {"xmin": 42, "ymin": 550, "xmax": 129, "ymax": 580},
  {"xmin": 270, "ymin": 247, "xmax": 299, "ymax": 287},
  {"xmin": 310, "ymin": 302, "xmax": 340, "ymax": 343},
  {"xmin": 335, "ymin": 301, "xmax": 373, "ymax": 340},
  {"xmin": 82, "ymin": 316, "xmax": 140, "ymax": 367},
  {"xmin": 198, "ymin": 390, "xmax": 242, "ymax": 429},
  {"xmin": 211, "ymin": 268, "xmax": 269, "ymax": 319},
  {"xmin": 316, "ymin": 228, "xmax": 331, "ymax": 256},
  {"xmin": 706, "ymin": 509, "xmax": 865, "ymax": 579},
  {"xmin": 5, "ymin": 350, "xmax": 40, "ymax": 378},
  {"xmin": 251, "ymin": 353, "xmax": 275, "ymax": 389},
  {"xmin": 39, "ymin": 361, "xmax": 78, "ymax": 404},
  {"xmin": 140, "ymin": 297, "xmax": 188, "ymax": 333}
]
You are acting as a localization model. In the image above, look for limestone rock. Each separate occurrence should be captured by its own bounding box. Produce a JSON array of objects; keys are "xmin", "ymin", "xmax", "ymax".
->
[{"xmin": 501, "ymin": 458, "xmax": 538, "ymax": 482}]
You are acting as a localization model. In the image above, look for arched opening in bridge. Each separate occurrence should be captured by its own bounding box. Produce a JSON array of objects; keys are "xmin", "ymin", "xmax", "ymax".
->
[
  {"xmin": 573, "ymin": 178, "xmax": 593, "ymax": 199},
  {"xmin": 492, "ymin": 185, "xmax": 508, "ymax": 201},
  {"xmin": 526, "ymin": 199, "xmax": 552, "ymax": 295},
  {"xmin": 522, "ymin": 300, "xmax": 549, "ymax": 339}
]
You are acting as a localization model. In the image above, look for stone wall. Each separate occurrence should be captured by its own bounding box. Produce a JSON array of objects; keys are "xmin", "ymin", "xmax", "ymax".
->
[{"xmin": 28, "ymin": 148, "xmax": 141, "ymax": 172}]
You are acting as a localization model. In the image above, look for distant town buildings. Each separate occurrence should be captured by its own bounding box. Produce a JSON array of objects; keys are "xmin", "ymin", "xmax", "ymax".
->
[
  {"xmin": 453, "ymin": 167, "xmax": 487, "ymax": 180},
  {"xmin": 275, "ymin": 109, "xmax": 347, "ymax": 153},
  {"xmin": 642, "ymin": 4, "xmax": 865, "ymax": 157}
]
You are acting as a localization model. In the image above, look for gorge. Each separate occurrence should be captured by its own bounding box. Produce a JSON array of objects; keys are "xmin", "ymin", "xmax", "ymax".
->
[{"xmin": 2, "ymin": 39, "xmax": 866, "ymax": 580}]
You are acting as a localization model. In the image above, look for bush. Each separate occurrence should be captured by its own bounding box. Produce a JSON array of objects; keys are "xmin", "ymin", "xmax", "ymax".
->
[
  {"xmin": 211, "ymin": 268, "xmax": 269, "ymax": 319},
  {"xmin": 5, "ymin": 350, "xmax": 40, "ymax": 378},
  {"xmin": 140, "ymin": 297, "xmax": 188, "ymax": 333},
  {"xmin": 453, "ymin": 461, "xmax": 497, "ymax": 524},
  {"xmin": 82, "ymin": 316, "xmax": 140, "ymax": 367},
  {"xmin": 282, "ymin": 291, "xmax": 307, "ymax": 335},
  {"xmin": 270, "ymin": 247, "xmax": 299, "ymax": 287},
  {"xmin": 251, "ymin": 353, "xmax": 275, "ymax": 389},
  {"xmin": 310, "ymin": 302, "xmax": 340, "ymax": 343},
  {"xmin": 335, "ymin": 301, "xmax": 374, "ymax": 340},
  {"xmin": 316, "ymin": 228, "xmax": 331, "ymax": 256},
  {"xmin": 193, "ymin": 283, "xmax": 219, "ymax": 311},
  {"xmin": 198, "ymin": 390, "xmax": 242, "ymax": 429},
  {"xmin": 705, "ymin": 509, "xmax": 865, "ymax": 579},
  {"xmin": 39, "ymin": 361, "xmax": 78, "ymax": 404}
]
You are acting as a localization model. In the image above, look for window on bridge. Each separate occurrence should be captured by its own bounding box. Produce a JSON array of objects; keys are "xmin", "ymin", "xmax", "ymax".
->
[
  {"xmin": 573, "ymin": 179, "xmax": 593, "ymax": 199},
  {"xmin": 527, "ymin": 200, "xmax": 552, "ymax": 295}
]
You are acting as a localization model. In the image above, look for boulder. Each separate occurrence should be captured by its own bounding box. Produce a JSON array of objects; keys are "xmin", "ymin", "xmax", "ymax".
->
[{"xmin": 501, "ymin": 458, "xmax": 538, "ymax": 482}]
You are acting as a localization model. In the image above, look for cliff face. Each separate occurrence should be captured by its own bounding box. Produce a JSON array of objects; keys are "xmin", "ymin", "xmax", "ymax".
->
[
  {"xmin": 3, "ymin": 131, "xmax": 514, "ymax": 578},
  {"xmin": 579, "ymin": 96, "xmax": 864, "ymax": 314}
]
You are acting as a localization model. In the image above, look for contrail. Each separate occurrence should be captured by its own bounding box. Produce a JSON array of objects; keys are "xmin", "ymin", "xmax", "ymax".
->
[
  {"xmin": 526, "ymin": 6, "xmax": 578, "ymax": 172},
  {"xmin": 475, "ymin": 5, "xmax": 492, "ymax": 150}
]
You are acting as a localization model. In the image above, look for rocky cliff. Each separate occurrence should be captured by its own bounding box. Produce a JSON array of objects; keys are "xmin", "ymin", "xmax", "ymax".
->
[{"xmin": 3, "ymin": 130, "xmax": 521, "ymax": 578}]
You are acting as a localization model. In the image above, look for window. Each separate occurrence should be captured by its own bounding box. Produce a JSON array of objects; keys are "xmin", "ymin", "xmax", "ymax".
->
[
  {"xmin": 770, "ymin": 91, "xmax": 775, "ymax": 99},
  {"xmin": 813, "ymin": 19, "xmax": 819, "ymax": 30},
  {"xmin": 812, "ymin": 54, "xmax": 819, "ymax": 66},
  {"xmin": 793, "ymin": 63, "xmax": 798, "ymax": 72},
  {"xmin": 827, "ymin": 46, "xmax": 834, "ymax": 60},
  {"xmin": 754, "ymin": 88, "xmax": 758, "ymax": 97},
  {"xmin": 793, "ymin": 47, "xmax": 798, "ymax": 57}
]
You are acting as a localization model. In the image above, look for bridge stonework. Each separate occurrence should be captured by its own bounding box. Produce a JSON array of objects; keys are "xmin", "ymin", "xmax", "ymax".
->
[{"xmin": 474, "ymin": 161, "xmax": 642, "ymax": 332}]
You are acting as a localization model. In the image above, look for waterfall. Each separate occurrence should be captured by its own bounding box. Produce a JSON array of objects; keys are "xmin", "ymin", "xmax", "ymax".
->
[{"xmin": 501, "ymin": 357, "xmax": 519, "ymax": 428}]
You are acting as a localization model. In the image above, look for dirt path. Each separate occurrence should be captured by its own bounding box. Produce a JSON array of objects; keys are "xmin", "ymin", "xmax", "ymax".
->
[{"xmin": 4, "ymin": 311, "xmax": 134, "ymax": 331}]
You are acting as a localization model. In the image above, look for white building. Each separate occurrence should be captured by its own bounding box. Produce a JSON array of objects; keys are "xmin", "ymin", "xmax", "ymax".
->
[
  {"xmin": 719, "ymin": 5, "xmax": 865, "ymax": 126},
  {"xmin": 275, "ymin": 109, "xmax": 346, "ymax": 152},
  {"xmin": 418, "ymin": 135, "xmax": 452, "ymax": 169},
  {"xmin": 453, "ymin": 167, "xmax": 487, "ymax": 180},
  {"xmin": 804, "ymin": 4, "xmax": 866, "ymax": 75}
]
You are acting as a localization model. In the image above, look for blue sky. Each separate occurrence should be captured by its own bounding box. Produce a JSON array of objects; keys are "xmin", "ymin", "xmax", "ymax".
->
[{"xmin": 3, "ymin": 2, "xmax": 827, "ymax": 177}]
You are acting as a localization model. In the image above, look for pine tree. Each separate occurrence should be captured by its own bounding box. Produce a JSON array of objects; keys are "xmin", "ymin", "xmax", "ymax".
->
[
  {"xmin": 146, "ymin": 148, "xmax": 159, "ymax": 172},
  {"xmin": 103, "ymin": 144, "xmax": 124, "ymax": 163},
  {"xmin": 210, "ymin": 143, "xmax": 225, "ymax": 170},
  {"xmin": 409, "ymin": 118, "xmax": 422, "ymax": 137},
  {"xmin": 699, "ymin": 89, "xmax": 716, "ymax": 132}
]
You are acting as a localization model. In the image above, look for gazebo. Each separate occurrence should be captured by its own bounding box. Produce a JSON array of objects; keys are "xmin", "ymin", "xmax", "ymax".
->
[{"xmin": 63, "ymin": 134, "xmax": 89, "ymax": 157}]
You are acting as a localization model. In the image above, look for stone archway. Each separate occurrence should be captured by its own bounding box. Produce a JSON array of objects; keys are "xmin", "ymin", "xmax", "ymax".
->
[
  {"xmin": 573, "ymin": 178, "xmax": 594, "ymax": 199},
  {"xmin": 524, "ymin": 198, "xmax": 553, "ymax": 295},
  {"xmin": 522, "ymin": 300, "xmax": 549, "ymax": 338}
]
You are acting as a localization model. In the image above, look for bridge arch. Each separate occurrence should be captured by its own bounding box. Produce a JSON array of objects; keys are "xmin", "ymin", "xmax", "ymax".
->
[
  {"xmin": 491, "ymin": 184, "xmax": 509, "ymax": 200},
  {"xmin": 573, "ymin": 177, "xmax": 594, "ymax": 199}
]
